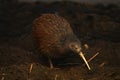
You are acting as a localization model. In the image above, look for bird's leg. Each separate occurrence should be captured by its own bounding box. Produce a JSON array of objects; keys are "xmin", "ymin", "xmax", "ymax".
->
[{"xmin": 48, "ymin": 58, "xmax": 54, "ymax": 69}]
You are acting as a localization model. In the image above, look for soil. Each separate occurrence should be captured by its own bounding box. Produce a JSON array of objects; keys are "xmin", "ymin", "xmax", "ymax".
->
[{"xmin": 0, "ymin": 0, "xmax": 120, "ymax": 80}]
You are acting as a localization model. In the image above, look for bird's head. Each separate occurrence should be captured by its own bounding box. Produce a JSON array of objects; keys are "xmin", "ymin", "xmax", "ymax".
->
[
  {"xmin": 69, "ymin": 42, "xmax": 91, "ymax": 70},
  {"xmin": 60, "ymin": 34, "xmax": 91, "ymax": 70},
  {"xmin": 69, "ymin": 42, "xmax": 82, "ymax": 53}
]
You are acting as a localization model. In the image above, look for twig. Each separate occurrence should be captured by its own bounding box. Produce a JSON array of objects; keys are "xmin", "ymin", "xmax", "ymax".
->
[
  {"xmin": 99, "ymin": 61, "xmax": 106, "ymax": 67},
  {"xmin": 82, "ymin": 52, "xmax": 100, "ymax": 69},
  {"xmin": 27, "ymin": 63, "xmax": 33, "ymax": 80},
  {"xmin": 29, "ymin": 63, "xmax": 33, "ymax": 73},
  {"xmin": 0, "ymin": 73, "xmax": 7, "ymax": 76},
  {"xmin": 84, "ymin": 44, "xmax": 89, "ymax": 49},
  {"xmin": 54, "ymin": 74, "xmax": 58, "ymax": 80},
  {"xmin": 0, "ymin": 73, "xmax": 7, "ymax": 80},
  {"xmin": 88, "ymin": 52, "xmax": 100, "ymax": 62},
  {"xmin": 1, "ymin": 77, "xmax": 4, "ymax": 80}
]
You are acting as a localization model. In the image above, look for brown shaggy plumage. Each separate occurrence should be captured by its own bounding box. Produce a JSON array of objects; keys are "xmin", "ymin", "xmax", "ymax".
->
[{"xmin": 32, "ymin": 14, "xmax": 83, "ymax": 69}]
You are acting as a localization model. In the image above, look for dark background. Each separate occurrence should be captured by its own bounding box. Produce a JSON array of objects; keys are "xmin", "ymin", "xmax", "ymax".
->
[{"xmin": 0, "ymin": 0, "xmax": 120, "ymax": 80}]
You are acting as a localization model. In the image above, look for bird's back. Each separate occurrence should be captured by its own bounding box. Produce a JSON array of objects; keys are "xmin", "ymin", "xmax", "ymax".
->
[{"xmin": 32, "ymin": 14, "xmax": 74, "ymax": 58}]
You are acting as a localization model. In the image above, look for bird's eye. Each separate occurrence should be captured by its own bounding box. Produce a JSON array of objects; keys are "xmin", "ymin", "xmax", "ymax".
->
[
  {"xmin": 69, "ymin": 43, "xmax": 80, "ymax": 52},
  {"xmin": 75, "ymin": 47, "xmax": 78, "ymax": 50},
  {"xmin": 74, "ymin": 45, "xmax": 78, "ymax": 49}
]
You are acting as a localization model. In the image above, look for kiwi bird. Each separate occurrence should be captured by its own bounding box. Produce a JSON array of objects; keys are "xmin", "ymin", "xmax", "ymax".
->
[{"xmin": 32, "ymin": 14, "xmax": 90, "ymax": 69}]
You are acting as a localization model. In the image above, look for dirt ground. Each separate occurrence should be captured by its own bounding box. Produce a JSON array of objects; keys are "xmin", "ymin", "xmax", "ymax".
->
[{"xmin": 0, "ymin": 0, "xmax": 120, "ymax": 80}]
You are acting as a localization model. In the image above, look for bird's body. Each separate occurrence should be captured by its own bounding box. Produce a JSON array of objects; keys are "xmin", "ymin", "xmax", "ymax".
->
[
  {"xmin": 32, "ymin": 14, "xmax": 90, "ymax": 69},
  {"xmin": 32, "ymin": 14, "xmax": 81, "ymax": 58}
]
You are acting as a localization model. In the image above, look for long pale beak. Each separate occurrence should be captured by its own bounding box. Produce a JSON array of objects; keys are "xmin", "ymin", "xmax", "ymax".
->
[
  {"xmin": 79, "ymin": 51, "xmax": 91, "ymax": 70},
  {"xmin": 69, "ymin": 43, "xmax": 91, "ymax": 70}
]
